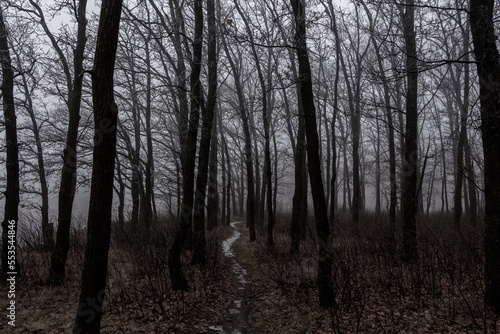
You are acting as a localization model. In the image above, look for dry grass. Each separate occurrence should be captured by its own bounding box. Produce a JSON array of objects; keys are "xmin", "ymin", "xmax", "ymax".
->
[
  {"xmin": 0, "ymin": 219, "xmax": 239, "ymax": 333},
  {"xmin": 2, "ymin": 212, "xmax": 500, "ymax": 333},
  {"xmin": 247, "ymin": 212, "xmax": 500, "ymax": 333}
]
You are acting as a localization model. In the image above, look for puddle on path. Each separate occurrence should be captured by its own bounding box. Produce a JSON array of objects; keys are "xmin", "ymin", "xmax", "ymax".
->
[{"xmin": 208, "ymin": 222, "xmax": 249, "ymax": 334}]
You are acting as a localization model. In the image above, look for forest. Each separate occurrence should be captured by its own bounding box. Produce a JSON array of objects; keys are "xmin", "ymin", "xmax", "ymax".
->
[{"xmin": 1, "ymin": 0, "xmax": 500, "ymax": 332}]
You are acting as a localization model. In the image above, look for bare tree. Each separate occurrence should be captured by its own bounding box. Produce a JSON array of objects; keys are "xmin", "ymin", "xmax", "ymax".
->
[
  {"xmin": 11, "ymin": 41, "xmax": 53, "ymax": 249},
  {"xmin": 400, "ymin": 0, "xmax": 419, "ymax": 262},
  {"xmin": 221, "ymin": 24, "xmax": 256, "ymax": 241},
  {"xmin": 168, "ymin": 0, "xmax": 204, "ymax": 289},
  {"xmin": 192, "ymin": 0, "xmax": 219, "ymax": 264},
  {"xmin": 290, "ymin": 0, "xmax": 334, "ymax": 308},
  {"xmin": 43, "ymin": 0, "xmax": 89, "ymax": 285},
  {"xmin": 73, "ymin": 0, "xmax": 122, "ymax": 331}
]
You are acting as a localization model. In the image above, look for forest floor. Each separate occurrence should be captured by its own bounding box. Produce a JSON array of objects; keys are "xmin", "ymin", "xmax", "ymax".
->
[{"xmin": 1, "ymin": 217, "xmax": 500, "ymax": 333}]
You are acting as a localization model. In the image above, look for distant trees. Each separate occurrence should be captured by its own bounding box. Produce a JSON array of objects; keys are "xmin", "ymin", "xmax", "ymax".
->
[
  {"xmin": 73, "ymin": 0, "xmax": 123, "ymax": 331},
  {"xmin": 221, "ymin": 23, "xmax": 257, "ymax": 241}
]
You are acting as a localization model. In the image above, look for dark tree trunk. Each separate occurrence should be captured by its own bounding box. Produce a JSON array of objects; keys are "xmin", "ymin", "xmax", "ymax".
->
[
  {"xmin": 221, "ymin": 134, "xmax": 226, "ymax": 227},
  {"xmin": 0, "ymin": 6, "xmax": 20, "ymax": 281},
  {"xmin": 49, "ymin": 0, "xmax": 88, "ymax": 285},
  {"xmin": 290, "ymin": 0, "xmax": 334, "ymax": 308},
  {"xmin": 401, "ymin": 0, "xmax": 419, "ymax": 262},
  {"xmin": 464, "ymin": 136, "xmax": 477, "ymax": 226},
  {"xmin": 328, "ymin": 7, "xmax": 340, "ymax": 227},
  {"xmin": 207, "ymin": 113, "xmax": 219, "ymax": 231},
  {"xmin": 453, "ymin": 18, "xmax": 470, "ymax": 232},
  {"xmin": 73, "ymin": 0, "xmax": 122, "ymax": 331},
  {"xmin": 142, "ymin": 40, "xmax": 154, "ymax": 231},
  {"xmin": 469, "ymin": 0, "xmax": 500, "ymax": 314},
  {"xmin": 291, "ymin": 92, "xmax": 306, "ymax": 253},
  {"xmin": 192, "ymin": 0, "xmax": 218, "ymax": 264},
  {"xmin": 168, "ymin": 0, "xmax": 203, "ymax": 289},
  {"xmin": 223, "ymin": 128, "xmax": 232, "ymax": 226}
]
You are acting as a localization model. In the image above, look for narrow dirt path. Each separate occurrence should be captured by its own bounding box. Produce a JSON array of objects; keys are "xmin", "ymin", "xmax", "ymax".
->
[
  {"xmin": 208, "ymin": 221, "xmax": 310, "ymax": 333},
  {"xmin": 208, "ymin": 222, "xmax": 250, "ymax": 334}
]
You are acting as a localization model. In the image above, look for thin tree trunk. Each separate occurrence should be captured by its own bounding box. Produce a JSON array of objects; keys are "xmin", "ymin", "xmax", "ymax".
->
[
  {"xmin": 168, "ymin": 0, "xmax": 203, "ymax": 289},
  {"xmin": 207, "ymin": 111, "xmax": 219, "ymax": 231},
  {"xmin": 464, "ymin": 135, "xmax": 477, "ymax": 226},
  {"xmin": 142, "ymin": 39, "xmax": 154, "ymax": 231},
  {"xmin": 453, "ymin": 16, "xmax": 470, "ymax": 231},
  {"xmin": 14, "ymin": 50, "xmax": 53, "ymax": 249},
  {"xmin": 290, "ymin": 0, "xmax": 334, "ymax": 308},
  {"xmin": 192, "ymin": 0, "xmax": 218, "ymax": 264},
  {"xmin": 272, "ymin": 6, "xmax": 307, "ymax": 251},
  {"xmin": 49, "ymin": 0, "xmax": 88, "ymax": 286}
]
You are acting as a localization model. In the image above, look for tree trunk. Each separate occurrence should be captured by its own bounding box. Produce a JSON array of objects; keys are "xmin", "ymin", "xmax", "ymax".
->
[
  {"xmin": 168, "ymin": 0, "xmax": 203, "ymax": 289},
  {"xmin": 291, "ymin": 89, "xmax": 306, "ymax": 253},
  {"xmin": 290, "ymin": 0, "xmax": 334, "ymax": 308},
  {"xmin": 49, "ymin": 0, "xmax": 88, "ymax": 286},
  {"xmin": 192, "ymin": 0, "xmax": 218, "ymax": 264},
  {"xmin": 14, "ymin": 50, "xmax": 53, "ymax": 249},
  {"xmin": 273, "ymin": 7, "xmax": 308, "ymax": 251},
  {"xmin": 0, "ymin": 6, "xmax": 20, "ymax": 281},
  {"xmin": 464, "ymin": 135, "xmax": 477, "ymax": 226},
  {"xmin": 207, "ymin": 111, "xmax": 219, "ymax": 231},
  {"xmin": 453, "ymin": 16, "xmax": 470, "ymax": 231},
  {"xmin": 142, "ymin": 39, "xmax": 154, "ymax": 231},
  {"xmin": 73, "ymin": 0, "xmax": 122, "ymax": 331},
  {"xmin": 401, "ymin": 0, "xmax": 419, "ymax": 262},
  {"xmin": 469, "ymin": 0, "xmax": 500, "ymax": 314},
  {"xmin": 328, "ymin": 4, "xmax": 340, "ymax": 226}
]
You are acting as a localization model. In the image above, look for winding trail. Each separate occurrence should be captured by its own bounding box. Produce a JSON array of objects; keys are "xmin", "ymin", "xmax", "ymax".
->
[{"xmin": 209, "ymin": 222, "xmax": 250, "ymax": 334}]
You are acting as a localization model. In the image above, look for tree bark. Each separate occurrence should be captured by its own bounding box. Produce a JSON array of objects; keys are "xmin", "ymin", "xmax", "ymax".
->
[
  {"xmin": 0, "ymin": 5, "xmax": 20, "ymax": 281},
  {"xmin": 453, "ymin": 16, "xmax": 470, "ymax": 231},
  {"xmin": 207, "ymin": 112, "xmax": 219, "ymax": 230},
  {"xmin": 73, "ymin": 0, "xmax": 122, "ymax": 331},
  {"xmin": 192, "ymin": 0, "xmax": 218, "ymax": 264},
  {"xmin": 49, "ymin": 0, "xmax": 88, "ymax": 286},
  {"xmin": 401, "ymin": 0, "xmax": 419, "ymax": 262},
  {"xmin": 469, "ymin": 0, "xmax": 500, "ymax": 314},
  {"xmin": 168, "ymin": 0, "xmax": 203, "ymax": 289},
  {"xmin": 141, "ymin": 39, "xmax": 154, "ymax": 231},
  {"xmin": 290, "ymin": 0, "xmax": 334, "ymax": 308}
]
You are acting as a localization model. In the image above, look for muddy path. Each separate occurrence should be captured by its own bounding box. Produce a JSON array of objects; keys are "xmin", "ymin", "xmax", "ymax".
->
[{"xmin": 209, "ymin": 222, "xmax": 250, "ymax": 334}]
